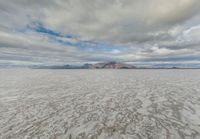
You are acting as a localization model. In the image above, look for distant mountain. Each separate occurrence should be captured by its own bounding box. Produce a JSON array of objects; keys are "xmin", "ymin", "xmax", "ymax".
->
[
  {"xmin": 84, "ymin": 61, "xmax": 136, "ymax": 69},
  {"xmin": 29, "ymin": 62, "xmax": 198, "ymax": 69},
  {"xmin": 31, "ymin": 62, "xmax": 137, "ymax": 69}
]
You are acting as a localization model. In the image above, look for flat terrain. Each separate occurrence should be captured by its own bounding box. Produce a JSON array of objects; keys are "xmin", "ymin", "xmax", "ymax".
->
[{"xmin": 0, "ymin": 69, "xmax": 200, "ymax": 139}]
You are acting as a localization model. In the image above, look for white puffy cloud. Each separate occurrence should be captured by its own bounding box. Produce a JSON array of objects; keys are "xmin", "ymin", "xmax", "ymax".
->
[{"xmin": 0, "ymin": 0, "xmax": 200, "ymax": 66}]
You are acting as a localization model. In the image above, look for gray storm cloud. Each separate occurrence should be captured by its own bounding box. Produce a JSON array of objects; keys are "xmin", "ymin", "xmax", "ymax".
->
[{"xmin": 0, "ymin": 0, "xmax": 200, "ymax": 66}]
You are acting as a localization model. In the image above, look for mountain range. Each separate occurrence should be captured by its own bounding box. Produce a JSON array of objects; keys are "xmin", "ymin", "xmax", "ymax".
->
[
  {"xmin": 31, "ymin": 62, "xmax": 137, "ymax": 69},
  {"xmin": 29, "ymin": 61, "xmax": 199, "ymax": 69},
  {"xmin": 83, "ymin": 62, "xmax": 136, "ymax": 69}
]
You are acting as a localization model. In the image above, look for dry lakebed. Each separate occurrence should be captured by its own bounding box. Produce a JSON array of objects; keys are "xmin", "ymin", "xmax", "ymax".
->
[{"xmin": 0, "ymin": 69, "xmax": 200, "ymax": 139}]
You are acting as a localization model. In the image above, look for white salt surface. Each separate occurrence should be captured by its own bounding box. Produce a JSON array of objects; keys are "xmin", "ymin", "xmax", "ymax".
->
[{"xmin": 0, "ymin": 69, "xmax": 200, "ymax": 139}]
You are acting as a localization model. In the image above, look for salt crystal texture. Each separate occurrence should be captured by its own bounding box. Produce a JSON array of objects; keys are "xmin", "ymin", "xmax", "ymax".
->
[{"xmin": 0, "ymin": 69, "xmax": 200, "ymax": 139}]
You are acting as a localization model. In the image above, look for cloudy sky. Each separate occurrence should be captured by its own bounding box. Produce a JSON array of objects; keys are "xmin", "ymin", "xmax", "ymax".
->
[{"xmin": 0, "ymin": 0, "xmax": 200, "ymax": 67}]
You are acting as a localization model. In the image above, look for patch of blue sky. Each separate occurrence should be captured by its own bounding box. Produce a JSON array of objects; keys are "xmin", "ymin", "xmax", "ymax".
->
[
  {"xmin": 28, "ymin": 23, "xmax": 78, "ymax": 39},
  {"xmin": 34, "ymin": 25, "xmax": 61, "ymax": 37},
  {"xmin": 28, "ymin": 24, "xmax": 128, "ymax": 53}
]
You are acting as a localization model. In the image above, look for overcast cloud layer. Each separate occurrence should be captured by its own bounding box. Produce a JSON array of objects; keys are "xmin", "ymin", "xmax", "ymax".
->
[{"xmin": 0, "ymin": 0, "xmax": 200, "ymax": 67}]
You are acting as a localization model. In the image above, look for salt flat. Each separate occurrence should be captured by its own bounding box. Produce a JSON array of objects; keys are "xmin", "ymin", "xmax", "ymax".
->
[{"xmin": 0, "ymin": 69, "xmax": 200, "ymax": 139}]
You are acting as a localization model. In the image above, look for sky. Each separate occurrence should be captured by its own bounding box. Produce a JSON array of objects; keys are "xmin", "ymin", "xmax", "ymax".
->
[{"xmin": 0, "ymin": 0, "xmax": 200, "ymax": 67}]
